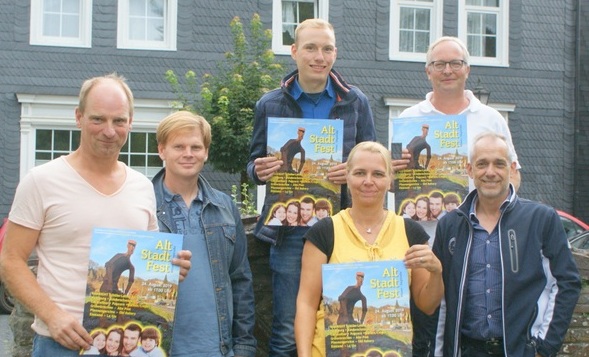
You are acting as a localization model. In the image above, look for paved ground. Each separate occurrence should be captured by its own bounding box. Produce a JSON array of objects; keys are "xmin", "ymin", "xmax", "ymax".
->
[{"xmin": 0, "ymin": 313, "xmax": 13, "ymax": 357}]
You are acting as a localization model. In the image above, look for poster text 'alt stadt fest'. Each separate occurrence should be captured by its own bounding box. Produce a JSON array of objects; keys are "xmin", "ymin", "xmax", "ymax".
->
[
  {"xmin": 264, "ymin": 117, "xmax": 343, "ymax": 226},
  {"xmin": 389, "ymin": 115, "xmax": 468, "ymax": 222}
]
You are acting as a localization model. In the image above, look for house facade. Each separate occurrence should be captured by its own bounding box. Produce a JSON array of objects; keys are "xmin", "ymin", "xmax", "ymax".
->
[{"xmin": 0, "ymin": 0, "xmax": 587, "ymax": 223}]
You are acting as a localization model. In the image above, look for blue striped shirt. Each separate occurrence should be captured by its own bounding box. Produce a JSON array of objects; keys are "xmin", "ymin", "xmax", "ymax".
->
[{"xmin": 461, "ymin": 191, "xmax": 513, "ymax": 340}]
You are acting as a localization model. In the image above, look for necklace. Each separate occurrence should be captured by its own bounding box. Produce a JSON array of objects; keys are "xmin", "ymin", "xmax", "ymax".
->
[{"xmin": 354, "ymin": 210, "xmax": 387, "ymax": 234}]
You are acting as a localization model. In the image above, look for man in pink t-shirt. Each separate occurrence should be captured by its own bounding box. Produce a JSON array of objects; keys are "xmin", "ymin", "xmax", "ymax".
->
[{"xmin": 0, "ymin": 73, "xmax": 192, "ymax": 357}]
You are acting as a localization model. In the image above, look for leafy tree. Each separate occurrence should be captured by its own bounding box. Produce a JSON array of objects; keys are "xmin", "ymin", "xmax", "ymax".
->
[{"xmin": 166, "ymin": 14, "xmax": 286, "ymax": 205}]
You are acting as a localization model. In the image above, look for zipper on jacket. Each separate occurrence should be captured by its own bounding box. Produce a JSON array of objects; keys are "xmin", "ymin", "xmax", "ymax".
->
[{"xmin": 508, "ymin": 229, "xmax": 518, "ymax": 273}]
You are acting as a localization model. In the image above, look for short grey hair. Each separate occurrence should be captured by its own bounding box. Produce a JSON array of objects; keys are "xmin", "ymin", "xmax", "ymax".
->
[
  {"xmin": 425, "ymin": 36, "xmax": 470, "ymax": 68},
  {"xmin": 469, "ymin": 131, "xmax": 514, "ymax": 163}
]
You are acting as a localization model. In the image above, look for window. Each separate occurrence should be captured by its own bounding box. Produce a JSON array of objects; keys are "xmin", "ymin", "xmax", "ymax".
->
[
  {"xmin": 35, "ymin": 129, "xmax": 81, "ymax": 165},
  {"xmin": 34, "ymin": 130, "xmax": 162, "ymax": 177},
  {"xmin": 30, "ymin": 0, "xmax": 92, "ymax": 47},
  {"xmin": 459, "ymin": 0, "xmax": 509, "ymax": 66},
  {"xmin": 17, "ymin": 94, "xmax": 173, "ymax": 179},
  {"xmin": 272, "ymin": 0, "xmax": 329, "ymax": 55},
  {"xmin": 390, "ymin": 0, "xmax": 442, "ymax": 62},
  {"xmin": 119, "ymin": 132, "xmax": 162, "ymax": 177},
  {"xmin": 117, "ymin": 0, "xmax": 177, "ymax": 51}
]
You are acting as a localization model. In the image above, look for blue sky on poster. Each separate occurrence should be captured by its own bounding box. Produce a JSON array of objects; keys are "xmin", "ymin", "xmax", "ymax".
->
[
  {"xmin": 390, "ymin": 114, "xmax": 468, "ymax": 156},
  {"xmin": 267, "ymin": 117, "xmax": 344, "ymax": 162},
  {"xmin": 322, "ymin": 260, "xmax": 410, "ymax": 308},
  {"xmin": 89, "ymin": 228, "xmax": 183, "ymax": 283}
]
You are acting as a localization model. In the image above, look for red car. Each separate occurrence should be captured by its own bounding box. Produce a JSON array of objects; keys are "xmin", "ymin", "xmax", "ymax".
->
[{"xmin": 557, "ymin": 210, "xmax": 589, "ymax": 239}]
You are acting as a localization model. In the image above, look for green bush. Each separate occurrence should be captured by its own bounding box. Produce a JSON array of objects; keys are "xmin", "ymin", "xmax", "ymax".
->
[{"xmin": 166, "ymin": 14, "xmax": 286, "ymax": 203}]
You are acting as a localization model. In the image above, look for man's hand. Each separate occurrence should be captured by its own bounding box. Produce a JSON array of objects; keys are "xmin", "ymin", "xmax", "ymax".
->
[
  {"xmin": 326, "ymin": 163, "xmax": 347, "ymax": 185},
  {"xmin": 254, "ymin": 156, "xmax": 283, "ymax": 182},
  {"xmin": 46, "ymin": 309, "xmax": 92, "ymax": 351},
  {"xmin": 392, "ymin": 148, "xmax": 411, "ymax": 173},
  {"xmin": 173, "ymin": 250, "xmax": 192, "ymax": 282}
]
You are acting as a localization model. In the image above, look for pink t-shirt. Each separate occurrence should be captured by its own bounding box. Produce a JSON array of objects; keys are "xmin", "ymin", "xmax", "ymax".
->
[{"xmin": 9, "ymin": 156, "xmax": 158, "ymax": 336}]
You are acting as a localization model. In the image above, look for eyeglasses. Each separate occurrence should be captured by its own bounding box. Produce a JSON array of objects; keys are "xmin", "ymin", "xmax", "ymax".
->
[{"xmin": 429, "ymin": 60, "xmax": 466, "ymax": 72}]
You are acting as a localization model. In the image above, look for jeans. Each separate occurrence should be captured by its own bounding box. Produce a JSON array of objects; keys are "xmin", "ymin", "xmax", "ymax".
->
[
  {"xmin": 32, "ymin": 334, "xmax": 81, "ymax": 357},
  {"xmin": 269, "ymin": 228, "xmax": 305, "ymax": 357}
]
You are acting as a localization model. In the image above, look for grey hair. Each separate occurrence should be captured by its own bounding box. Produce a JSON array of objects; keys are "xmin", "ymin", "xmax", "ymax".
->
[{"xmin": 425, "ymin": 36, "xmax": 470, "ymax": 68}]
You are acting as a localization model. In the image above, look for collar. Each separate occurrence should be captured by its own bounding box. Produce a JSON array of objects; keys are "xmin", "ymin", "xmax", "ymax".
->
[
  {"xmin": 290, "ymin": 75, "xmax": 335, "ymax": 101},
  {"xmin": 161, "ymin": 178, "xmax": 203, "ymax": 204},
  {"xmin": 469, "ymin": 186, "xmax": 514, "ymax": 220},
  {"xmin": 421, "ymin": 89, "xmax": 482, "ymax": 114}
]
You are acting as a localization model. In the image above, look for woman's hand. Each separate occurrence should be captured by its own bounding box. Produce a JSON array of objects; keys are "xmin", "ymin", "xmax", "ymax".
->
[{"xmin": 404, "ymin": 244, "xmax": 442, "ymax": 274}]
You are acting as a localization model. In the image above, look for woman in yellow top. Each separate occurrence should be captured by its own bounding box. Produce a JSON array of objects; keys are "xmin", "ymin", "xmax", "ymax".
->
[{"xmin": 294, "ymin": 141, "xmax": 444, "ymax": 357}]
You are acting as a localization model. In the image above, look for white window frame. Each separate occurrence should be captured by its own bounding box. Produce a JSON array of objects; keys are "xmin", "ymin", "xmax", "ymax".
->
[
  {"xmin": 271, "ymin": 0, "xmax": 329, "ymax": 55},
  {"xmin": 389, "ymin": 0, "xmax": 443, "ymax": 62},
  {"xmin": 16, "ymin": 94, "xmax": 175, "ymax": 179},
  {"xmin": 458, "ymin": 0, "xmax": 509, "ymax": 67},
  {"xmin": 30, "ymin": 0, "xmax": 93, "ymax": 48},
  {"xmin": 117, "ymin": 0, "xmax": 178, "ymax": 51},
  {"xmin": 382, "ymin": 96, "xmax": 515, "ymax": 211}
]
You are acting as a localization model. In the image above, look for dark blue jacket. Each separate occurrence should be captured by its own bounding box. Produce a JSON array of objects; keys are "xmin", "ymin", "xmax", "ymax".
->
[
  {"xmin": 247, "ymin": 69, "xmax": 376, "ymax": 244},
  {"xmin": 432, "ymin": 188, "xmax": 581, "ymax": 357}
]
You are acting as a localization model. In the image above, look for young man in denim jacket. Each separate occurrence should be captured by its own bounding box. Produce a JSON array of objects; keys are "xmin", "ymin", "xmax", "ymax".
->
[{"xmin": 153, "ymin": 111, "xmax": 256, "ymax": 357}]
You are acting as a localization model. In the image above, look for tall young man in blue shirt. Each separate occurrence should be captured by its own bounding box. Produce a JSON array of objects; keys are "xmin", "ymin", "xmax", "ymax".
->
[{"xmin": 247, "ymin": 18, "xmax": 375, "ymax": 356}]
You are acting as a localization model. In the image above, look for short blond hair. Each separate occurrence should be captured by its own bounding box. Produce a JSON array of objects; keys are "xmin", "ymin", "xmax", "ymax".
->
[
  {"xmin": 156, "ymin": 111, "xmax": 211, "ymax": 149},
  {"xmin": 294, "ymin": 18, "xmax": 335, "ymax": 45},
  {"xmin": 346, "ymin": 141, "xmax": 393, "ymax": 178}
]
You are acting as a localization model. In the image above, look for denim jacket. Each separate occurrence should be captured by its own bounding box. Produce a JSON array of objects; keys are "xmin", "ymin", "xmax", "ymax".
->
[{"xmin": 152, "ymin": 168, "xmax": 257, "ymax": 357}]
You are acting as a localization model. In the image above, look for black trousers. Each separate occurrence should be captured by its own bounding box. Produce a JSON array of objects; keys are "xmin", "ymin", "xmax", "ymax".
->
[
  {"xmin": 460, "ymin": 335, "xmax": 505, "ymax": 356},
  {"xmin": 410, "ymin": 298, "xmax": 438, "ymax": 357}
]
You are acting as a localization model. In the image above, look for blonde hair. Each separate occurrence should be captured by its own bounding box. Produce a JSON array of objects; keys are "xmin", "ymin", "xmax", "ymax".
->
[
  {"xmin": 156, "ymin": 110, "xmax": 212, "ymax": 149},
  {"xmin": 346, "ymin": 141, "xmax": 393, "ymax": 178},
  {"xmin": 294, "ymin": 18, "xmax": 335, "ymax": 45}
]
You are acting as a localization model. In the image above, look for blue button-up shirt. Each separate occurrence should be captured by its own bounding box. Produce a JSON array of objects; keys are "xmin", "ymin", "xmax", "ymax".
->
[
  {"xmin": 163, "ymin": 184, "xmax": 224, "ymax": 356},
  {"xmin": 461, "ymin": 190, "xmax": 513, "ymax": 340},
  {"xmin": 152, "ymin": 169, "xmax": 257, "ymax": 357},
  {"xmin": 290, "ymin": 75, "xmax": 336, "ymax": 119}
]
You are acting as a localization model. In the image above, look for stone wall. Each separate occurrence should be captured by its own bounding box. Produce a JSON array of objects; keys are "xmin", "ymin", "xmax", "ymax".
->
[{"xmin": 8, "ymin": 228, "xmax": 589, "ymax": 356}]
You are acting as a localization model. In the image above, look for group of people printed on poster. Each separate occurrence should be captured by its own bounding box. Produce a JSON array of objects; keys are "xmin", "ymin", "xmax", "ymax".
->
[
  {"xmin": 398, "ymin": 191, "xmax": 461, "ymax": 222},
  {"xmin": 351, "ymin": 350, "xmax": 401, "ymax": 357},
  {"xmin": 82, "ymin": 323, "xmax": 165, "ymax": 356},
  {"xmin": 265, "ymin": 196, "xmax": 332, "ymax": 227}
]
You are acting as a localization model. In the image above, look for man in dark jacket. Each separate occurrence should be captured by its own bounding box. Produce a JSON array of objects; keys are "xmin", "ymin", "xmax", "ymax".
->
[
  {"xmin": 433, "ymin": 132, "xmax": 580, "ymax": 357},
  {"xmin": 246, "ymin": 18, "xmax": 375, "ymax": 356}
]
